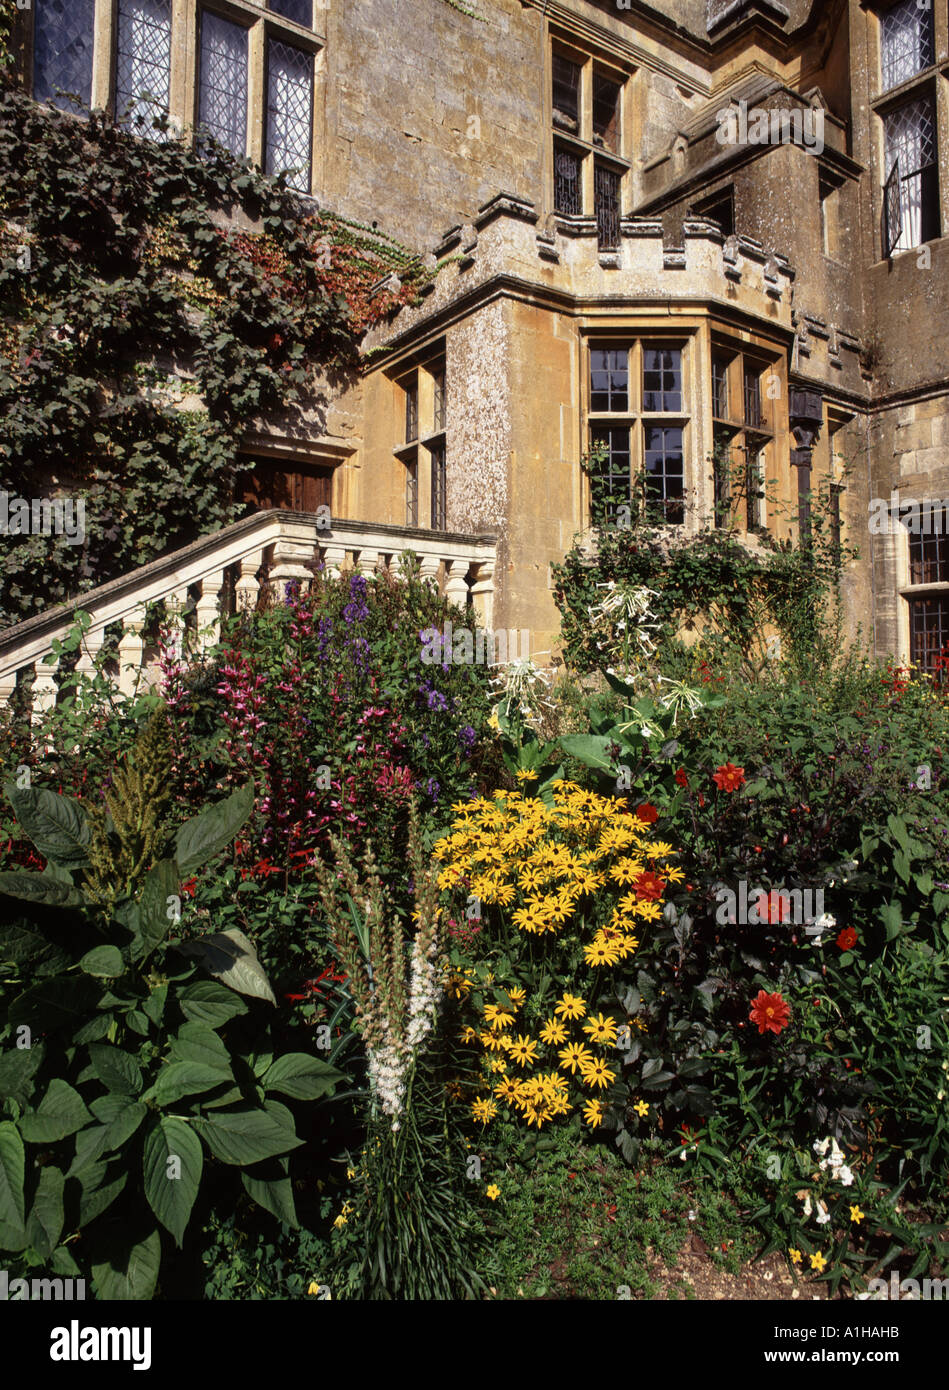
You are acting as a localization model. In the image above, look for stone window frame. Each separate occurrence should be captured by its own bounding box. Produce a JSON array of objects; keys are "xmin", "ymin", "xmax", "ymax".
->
[
  {"xmin": 709, "ymin": 338, "xmax": 780, "ymax": 536},
  {"xmin": 392, "ymin": 347, "xmax": 448, "ymax": 534},
  {"xmin": 19, "ymin": 1, "xmax": 324, "ymax": 196},
  {"xmin": 583, "ymin": 334, "xmax": 694, "ymax": 530},
  {"xmin": 546, "ymin": 29, "xmax": 632, "ymax": 250},
  {"xmin": 889, "ymin": 501, "xmax": 949, "ymax": 671},
  {"xmin": 868, "ymin": 1, "xmax": 947, "ymax": 260}
]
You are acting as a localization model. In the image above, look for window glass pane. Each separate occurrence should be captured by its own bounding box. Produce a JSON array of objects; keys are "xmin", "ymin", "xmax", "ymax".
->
[
  {"xmin": 33, "ymin": 0, "xmax": 96, "ymax": 110},
  {"xmin": 908, "ymin": 509, "xmax": 949, "ymax": 584},
  {"xmin": 595, "ymin": 163, "xmax": 621, "ymax": 251},
  {"xmin": 405, "ymin": 381, "xmax": 418, "ymax": 442},
  {"xmin": 590, "ymin": 348, "xmax": 628, "ymax": 413},
  {"xmin": 743, "ymin": 365, "xmax": 762, "ymax": 427},
  {"xmin": 430, "ymin": 443, "xmax": 447, "ymax": 531},
  {"xmin": 644, "ymin": 426, "xmax": 684, "ymax": 524},
  {"xmin": 712, "ymin": 355, "xmax": 730, "ymax": 418},
  {"xmin": 199, "ymin": 13, "xmax": 248, "ymax": 157},
  {"xmin": 433, "ymin": 367, "xmax": 446, "ymax": 432},
  {"xmin": 643, "ymin": 347, "xmax": 682, "ymax": 412},
  {"xmin": 554, "ymin": 142, "xmax": 583, "ymax": 216},
  {"xmin": 910, "ymin": 595, "xmax": 949, "ymax": 679},
  {"xmin": 266, "ymin": 40, "xmax": 314, "ymax": 192},
  {"xmin": 269, "ymin": 0, "xmax": 312, "ymax": 25},
  {"xmin": 881, "ymin": 0, "xmax": 934, "ymax": 91},
  {"xmin": 405, "ymin": 455, "xmax": 418, "ymax": 528},
  {"xmin": 116, "ymin": 0, "xmax": 173, "ymax": 137},
  {"xmin": 552, "ymin": 55, "xmax": 580, "ymax": 131},
  {"xmin": 590, "ymin": 426, "xmax": 630, "ymax": 524},
  {"xmin": 593, "ymin": 72, "xmax": 621, "ymax": 152},
  {"xmin": 885, "ymin": 97, "xmax": 938, "ymax": 250}
]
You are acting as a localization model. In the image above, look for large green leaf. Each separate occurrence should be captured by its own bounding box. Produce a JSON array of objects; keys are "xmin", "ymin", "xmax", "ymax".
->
[
  {"xmin": 241, "ymin": 1157, "xmax": 297, "ymax": 1227},
  {"xmin": 168, "ymin": 1021, "xmax": 233, "ymax": 1074},
  {"xmin": 4, "ymin": 783, "xmax": 91, "ymax": 867},
  {"xmin": 79, "ymin": 945, "xmax": 125, "ymax": 978},
  {"xmin": 67, "ymin": 1125, "xmax": 112, "ymax": 1178},
  {"xmin": 0, "ymin": 1121, "xmax": 26, "ymax": 1233},
  {"xmin": 178, "ymin": 928, "xmax": 276, "ymax": 1005},
  {"xmin": 174, "ymin": 781, "xmax": 254, "ymax": 876},
  {"xmin": 0, "ymin": 870, "xmax": 81, "ymax": 907},
  {"xmin": 143, "ymin": 1117, "xmax": 203, "ymax": 1247},
  {"xmin": 133, "ymin": 857, "xmax": 180, "ymax": 962},
  {"xmin": 87, "ymin": 1043, "xmax": 143, "ymax": 1097},
  {"xmin": 152, "ymin": 1061, "xmax": 229, "ymax": 1106},
  {"xmin": 18, "ymin": 1079, "xmax": 92, "ymax": 1144},
  {"xmin": 261, "ymin": 1053, "xmax": 343, "ymax": 1101},
  {"xmin": 192, "ymin": 1106, "xmax": 302, "ymax": 1166},
  {"xmin": 558, "ymin": 733, "xmax": 619, "ymax": 772},
  {"xmin": 9, "ymin": 975, "xmax": 103, "ymax": 1032},
  {"xmin": 0, "ymin": 1043, "xmax": 45, "ymax": 1106},
  {"xmin": 91, "ymin": 1226, "xmax": 161, "ymax": 1301},
  {"xmin": 78, "ymin": 1165, "xmax": 128, "ymax": 1227},
  {"xmin": 177, "ymin": 979, "xmax": 248, "ymax": 1029},
  {"xmin": 25, "ymin": 1164, "xmax": 65, "ymax": 1259}
]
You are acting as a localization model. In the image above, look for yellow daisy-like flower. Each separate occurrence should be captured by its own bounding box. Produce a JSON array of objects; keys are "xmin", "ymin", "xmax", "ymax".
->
[
  {"xmin": 486, "ymin": 1184, "xmax": 501, "ymax": 1200},
  {"xmin": 488, "ymin": 1056, "xmax": 508, "ymax": 1073},
  {"xmin": 460, "ymin": 1026, "xmax": 479, "ymax": 1045},
  {"xmin": 480, "ymin": 1030, "xmax": 508, "ymax": 1052},
  {"xmin": 539, "ymin": 1017, "xmax": 568, "ymax": 1046},
  {"xmin": 664, "ymin": 866, "xmax": 685, "ymax": 884},
  {"xmin": 558, "ymin": 1041, "xmax": 594, "ymax": 1074},
  {"xmin": 646, "ymin": 841, "xmax": 675, "ymax": 858},
  {"xmin": 494, "ymin": 880, "xmax": 517, "ymax": 906},
  {"xmin": 809, "ymin": 1251, "xmax": 827, "ymax": 1273},
  {"xmin": 849, "ymin": 1205, "xmax": 865, "ymax": 1224},
  {"xmin": 584, "ymin": 939, "xmax": 620, "ymax": 968},
  {"xmin": 506, "ymin": 987, "xmax": 526, "ymax": 1009},
  {"xmin": 582, "ymin": 1098, "xmax": 604, "ymax": 1129},
  {"xmin": 493, "ymin": 1075, "xmax": 519, "ymax": 1102},
  {"xmin": 789, "ymin": 1248, "xmax": 802, "ymax": 1265},
  {"xmin": 554, "ymin": 992, "xmax": 587, "ymax": 1020},
  {"xmin": 484, "ymin": 1003, "xmax": 511, "ymax": 1029},
  {"xmin": 471, "ymin": 1096, "xmax": 498, "ymax": 1124},
  {"xmin": 515, "ymin": 768, "xmax": 539, "ymax": 782},
  {"xmin": 631, "ymin": 899, "xmax": 663, "ymax": 922},
  {"xmin": 633, "ymin": 1099, "xmax": 649, "ymax": 1117},
  {"xmin": 507, "ymin": 1034, "xmax": 540, "ymax": 1068},
  {"xmin": 582, "ymin": 1011, "xmax": 618, "ymax": 1046},
  {"xmin": 579, "ymin": 1056, "xmax": 616, "ymax": 1090}
]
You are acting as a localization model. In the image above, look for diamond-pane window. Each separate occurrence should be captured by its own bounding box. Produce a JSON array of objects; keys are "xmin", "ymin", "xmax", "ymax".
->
[
  {"xmin": 554, "ymin": 142, "xmax": 582, "ymax": 216},
  {"xmin": 33, "ymin": 0, "xmax": 95, "ymax": 111},
  {"xmin": 595, "ymin": 163, "xmax": 621, "ymax": 250},
  {"xmin": 116, "ymin": 0, "xmax": 173, "ymax": 138},
  {"xmin": 881, "ymin": 0, "xmax": 934, "ymax": 91},
  {"xmin": 884, "ymin": 97, "xmax": 938, "ymax": 250},
  {"xmin": 266, "ymin": 40, "xmax": 314, "ymax": 193},
  {"xmin": 198, "ymin": 12, "xmax": 248, "ymax": 157},
  {"xmin": 590, "ymin": 348, "xmax": 628, "ymax": 413},
  {"xmin": 269, "ymin": 0, "xmax": 313, "ymax": 25}
]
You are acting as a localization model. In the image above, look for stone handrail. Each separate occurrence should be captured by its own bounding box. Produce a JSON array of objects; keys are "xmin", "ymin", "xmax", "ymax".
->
[{"xmin": 0, "ymin": 510, "xmax": 498, "ymax": 720}]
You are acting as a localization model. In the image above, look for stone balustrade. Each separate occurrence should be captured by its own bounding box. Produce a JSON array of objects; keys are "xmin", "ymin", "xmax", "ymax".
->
[{"xmin": 0, "ymin": 511, "xmax": 497, "ymax": 724}]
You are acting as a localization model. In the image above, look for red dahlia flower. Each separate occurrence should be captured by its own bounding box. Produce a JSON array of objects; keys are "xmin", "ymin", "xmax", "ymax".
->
[
  {"xmin": 836, "ymin": 926, "xmax": 858, "ymax": 951},
  {"xmin": 675, "ymin": 768, "xmax": 689, "ymax": 788},
  {"xmin": 748, "ymin": 989, "xmax": 791, "ymax": 1036},
  {"xmin": 633, "ymin": 870, "xmax": 666, "ymax": 902},
  {"xmin": 713, "ymin": 763, "xmax": 746, "ymax": 792},
  {"xmin": 635, "ymin": 803, "xmax": 659, "ymax": 824}
]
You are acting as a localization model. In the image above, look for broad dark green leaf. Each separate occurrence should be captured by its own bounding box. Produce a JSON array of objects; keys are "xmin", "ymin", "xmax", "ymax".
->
[
  {"xmin": 25, "ymin": 1164, "xmax": 65, "ymax": 1258},
  {"xmin": 18, "ymin": 1079, "xmax": 92, "ymax": 1144},
  {"xmin": 0, "ymin": 1043, "xmax": 45, "ymax": 1106},
  {"xmin": 174, "ymin": 781, "xmax": 254, "ymax": 875},
  {"xmin": 9, "ymin": 975, "xmax": 103, "ymax": 1032},
  {"xmin": 143, "ymin": 1117, "xmax": 203, "ymax": 1247},
  {"xmin": 261, "ymin": 1053, "xmax": 343, "ymax": 1101},
  {"xmin": 91, "ymin": 1226, "xmax": 161, "ymax": 1301},
  {"xmin": 4, "ymin": 783, "xmax": 91, "ymax": 867},
  {"xmin": 192, "ymin": 1106, "xmax": 302, "ymax": 1166},
  {"xmin": 241, "ymin": 1157, "xmax": 297, "ymax": 1227},
  {"xmin": 0, "ymin": 870, "xmax": 81, "ymax": 907},
  {"xmin": 177, "ymin": 979, "xmax": 248, "ymax": 1028},
  {"xmin": 133, "ymin": 857, "xmax": 180, "ymax": 962},
  {"xmin": 79, "ymin": 945, "xmax": 125, "ymax": 978},
  {"xmin": 178, "ymin": 927, "xmax": 276, "ymax": 1005},
  {"xmin": 152, "ymin": 1061, "xmax": 229, "ymax": 1105},
  {"xmin": 87, "ymin": 1043, "xmax": 143, "ymax": 1097},
  {"xmin": 0, "ymin": 1120, "xmax": 26, "ymax": 1231}
]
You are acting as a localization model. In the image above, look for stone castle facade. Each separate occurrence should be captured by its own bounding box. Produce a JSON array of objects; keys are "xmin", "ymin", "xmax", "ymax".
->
[{"xmin": 12, "ymin": 0, "xmax": 949, "ymax": 671}]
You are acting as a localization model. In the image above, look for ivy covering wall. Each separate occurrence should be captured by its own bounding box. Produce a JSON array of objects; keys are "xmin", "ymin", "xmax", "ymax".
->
[{"xmin": 0, "ymin": 78, "xmax": 437, "ymax": 629}]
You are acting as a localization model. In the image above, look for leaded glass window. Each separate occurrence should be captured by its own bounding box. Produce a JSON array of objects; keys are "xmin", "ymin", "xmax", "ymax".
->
[
  {"xmin": 430, "ymin": 443, "xmax": 447, "ymax": 531},
  {"xmin": 269, "ymin": 0, "xmax": 313, "ymax": 25},
  {"xmin": 594, "ymin": 163, "xmax": 621, "ymax": 251},
  {"xmin": 554, "ymin": 142, "xmax": 582, "ymax": 216},
  {"xmin": 266, "ymin": 40, "xmax": 314, "ymax": 193},
  {"xmin": 910, "ymin": 595, "xmax": 949, "ymax": 678},
  {"xmin": 644, "ymin": 426, "xmax": 684, "ymax": 524},
  {"xmin": 116, "ymin": 0, "xmax": 173, "ymax": 138},
  {"xmin": 33, "ymin": 0, "xmax": 95, "ymax": 111},
  {"xmin": 880, "ymin": 0, "xmax": 934, "ymax": 92},
  {"xmin": 198, "ymin": 12, "xmax": 248, "ymax": 157},
  {"xmin": 552, "ymin": 55, "xmax": 580, "ymax": 132},
  {"xmin": 884, "ymin": 96, "xmax": 938, "ymax": 250},
  {"xmin": 643, "ymin": 348, "xmax": 682, "ymax": 413},
  {"xmin": 590, "ymin": 348, "xmax": 628, "ymax": 413},
  {"xmin": 909, "ymin": 510, "xmax": 949, "ymax": 584},
  {"xmin": 591, "ymin": 426, "xmax": 631, "ymax": 524}
]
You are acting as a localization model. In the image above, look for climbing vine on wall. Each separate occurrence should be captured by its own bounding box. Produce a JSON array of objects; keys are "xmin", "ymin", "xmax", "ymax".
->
[{"xmin": 0, "ymin": 81, "xmax": 439, "ymax": 629}]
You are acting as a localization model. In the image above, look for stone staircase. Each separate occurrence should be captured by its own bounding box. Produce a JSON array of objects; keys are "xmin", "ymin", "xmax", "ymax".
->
[{"xmin": 0, "ymin": 510, "xmax": 497, "ymax": 722}]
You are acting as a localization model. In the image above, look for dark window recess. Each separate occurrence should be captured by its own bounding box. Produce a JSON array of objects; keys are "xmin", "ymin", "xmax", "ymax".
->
[
  {"xmin": 552, "ymin": 54, "xmax": 581, "ymax": 132},
  {"xmin": 796, "ymin": 460, "xmax": 812, "ymax": 545},
  {"xmin": 554, "ymin": 143, "xmax": 583, "ymax": 215},
  {"xmin": 268, "ymin": 0, "xmax": 312, "ymax": 25},
  {"xmin": 33, "ymin": 0, "xmax": 96, "ymax": 110},
  {"xmin": 266, "ymin": 39, "xmax": 314, "ymax": 193},
  {"xmin": 198, "ymin": 11, "xmax": 248, "ymax": 157},
  {"xmin": 644, "ymin": 426, "xmax": 684, "ymax": 525},
  {"xmin": 590, "ymin": 426, "xmax": 631, "ymax": 524},
  {"xmin": 590, "ymin": 348, "xmax": 628, "ymax": 413},
  {"xmin": 430, "ymin": 444, "xmax": 447, "ymax": 531},
  {"xmin": 405, "ymin": 381, "xmax": 418, "ymax": 443},
  {"xmin": 713, "ymin": 429, "xmax": 732, "ymax": 530},
  {"xmin": 405, "ymin": 456, "xmax": 418, "ymax": 528},
  {"xmin": 643, "ymin": 347, "xmax": 682, "ymax": 413},
  {"xmin": 712, "ymin": 355, "xmax": 730, "ymax": 418},
  {"xmin": 116, "ymin": 0, "xmax": 173, "ymax": 135},
  {"xmin": 830, "ymin": 482, "xmax": 843, "ymax": 563},
  {"xmin": 593, "ymin": 72, "xmax": 621, "ymax": 152},
  {"xmin": 910, "ymin": 595, "xmax": 949, "ymax": 679},
  {"xmin": 595, "ymin": 164, "xmax": 621, "ymax": 250},
  {"xmin": 433, "ymin": 367, "xmax": 447, "ymax": 432},
  {"xmin": 693, "ymin": 189, "xmax": 735, "ymax": 237},
  {"xmin": 909, "ymin": 509, "xmax": 949, "ymax": 584},
  {"xmin": 236, "ymin": 460, "xmax": 331, "ymax": 513},
  {"xmin": 744, "ymin": 440, "xmax": 765, "ymax": 531},
  {"xmin": 743, "ymin": 366, "xmax": 762, "ymax": 427}
]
